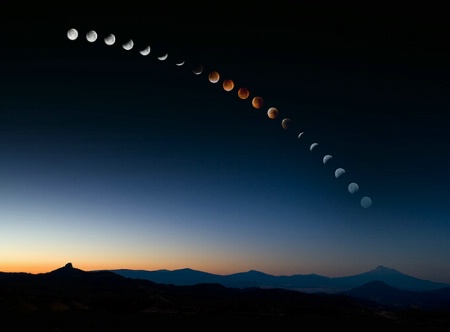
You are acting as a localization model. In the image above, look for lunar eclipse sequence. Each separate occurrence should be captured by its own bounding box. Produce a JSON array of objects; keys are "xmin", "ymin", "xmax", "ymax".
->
[{"xmin": 67, "ymin": 28, "xmax": 372, "ymax": 209}]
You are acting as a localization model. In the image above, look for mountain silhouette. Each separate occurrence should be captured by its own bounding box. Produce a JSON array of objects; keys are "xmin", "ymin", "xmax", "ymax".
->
[{"xmin": 110, "ymin": 265, "xmax": 450, "ymax": 293}]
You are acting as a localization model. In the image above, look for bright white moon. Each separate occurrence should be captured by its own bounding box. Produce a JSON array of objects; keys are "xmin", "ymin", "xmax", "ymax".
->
[
  {"xmin": 86, "ymin": 30, "xmax": 97, "ymax": 42},
  {"xmin": 140, "ymin": 46, "xmax": 150, "ymax": 56},
  {"xmin": 122, "ymin": 39, "xmax": 133, "ymax": 50},
  {"xmin": 104, "ymin": 34, "xmax": 115, "ymax": 45},
  {"xmin": 67, "ymin": 28, "xmax": 78, "ymax": 40},
  {"xmin": 335, "ymin": 168, "xmax": 346, "ymax": 178}
]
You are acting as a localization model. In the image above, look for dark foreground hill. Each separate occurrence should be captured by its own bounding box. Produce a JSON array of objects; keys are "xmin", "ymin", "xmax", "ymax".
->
[{"xmin": 1, "ymin": 263, "xmax": 449, "ymax": 330}]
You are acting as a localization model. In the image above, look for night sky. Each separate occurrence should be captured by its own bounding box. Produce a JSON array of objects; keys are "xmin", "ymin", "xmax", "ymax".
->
[{"xmin": 1, "ymin": 3, "xmax": 450, "ymax": 283}]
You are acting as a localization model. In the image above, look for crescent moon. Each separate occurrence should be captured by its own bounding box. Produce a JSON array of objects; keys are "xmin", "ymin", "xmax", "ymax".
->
[
  {"xmin": 67, "ymin": 28, "xmax": 78, "ymax": 40},
  {"xmin": 158, "ymin": 53, "xmax": 168, "ymax": 61},
  {"xmin": 298, "ymin": 132, "xmax": 304, "ymax": 139},
  {"xmin": 323, "ymin": 155, "xmax": 332, "ymax": 164},
  {"xmin": 139, "ymin": 46, "xmax": 150, "ymax": 56},
  {"xmin": 104, "ymin": 34, "xmax": 115, "ymax": 45},
  {"xmin": 122, "ymin": 39, "xmax": 133, "ymax": 50},
  {"xmin": 310, "ymin": 143, "xmax": 319, "ymax": 151},
  {"xmin": 192, "ymin": 63, "xmax": 203, "ymax": 75},
  {"xmin": 175, "ymin": 61, "xmax": 185, "ymax": 66},
  {"xmin": 335, "ymin": 168, "xmax": 346, "ymax": 178}
]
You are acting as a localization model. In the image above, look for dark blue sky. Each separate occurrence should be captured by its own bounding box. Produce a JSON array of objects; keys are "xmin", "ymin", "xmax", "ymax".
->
[{"xmin": 1, "ymin": 3, "xmax": 450, "ymax": 282}]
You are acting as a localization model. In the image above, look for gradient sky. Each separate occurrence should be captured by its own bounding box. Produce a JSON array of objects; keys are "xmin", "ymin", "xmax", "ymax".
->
[{"xmin": 1, "ymin": 4, "xmax": 450, "ymax": 283}]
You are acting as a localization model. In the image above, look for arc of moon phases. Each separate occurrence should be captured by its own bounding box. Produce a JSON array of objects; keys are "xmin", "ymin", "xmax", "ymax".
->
[
  {"xmin": 140, "ymin": 46, "xmax": 150, "ymax": 56},
  {"xmin": 335, "ymin": 168, "xmax": 346, "ymax": 178},
  {"xmin": 298, "ymin": 132, "xmax": 304, "ymax": 139},
  {"xmin": 104, "ymin": 34, "xmax": 115, "ymax": 45},
  {"xmin": 361, "ymin": 196, "xmax": 372, "ymax": 208},
  {"xmin": 158, "ymin": 53, "xmax": 168, "ymax": 60},
  {"xmin": 192, "ymin": 63, "xmax": 203, "ymax": 75},
  {"xmin": 238, "ymin": 88, "xmax": 250, "ymax": 99},
  {"xmin": 175, "ymin": 61, "xmax": 185, "ymax": 66},
  {"xmin": 267, "ymin": 107, "xmax": 278, "ymax": 119},
  {"xmin": 223, "ymin": 79, "xmax": 234, "ymax": 91},
  {"xmin": 348, "ymin": 182, "xmax": 359, "ymax": 194},
  {"xmin": 310, "ymin": 143, "xmax": 319, "ymax": 151},
  {"xmin": 86, "ymin": 30, "xmax": 97, "ymax": 42},
  {"xmin": 67, "ymin": 28, "xmax": 78, "ymax": 40},
  {"xmin": 323, "ymin": 154, "xmax": 332, "ymax": 164},
  {"xmin": 252, "ymin": 96, "xmax": 263, "ymax": 109},
  {"xmin": 122, "ymin": 39, "xmax": 133, "ymax": 50},
  {"xmin": 208, "ymin": 71, "xmax": 220, "ymax": 83}
]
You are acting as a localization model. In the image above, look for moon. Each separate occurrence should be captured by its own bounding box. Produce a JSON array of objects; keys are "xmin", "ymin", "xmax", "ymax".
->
[
  {"xmin": 122, "ymin": 39, "xmax": 133, "ymax": 50},
  {"xmin": 67, "ymin": 28, "xmax": 78, "ymax": 40},
  {"xmin": 335, "ymin": 168, "xmax": 346, "ymax": 178},
  {"xmin": 140, "ymin": 46, "xmax": 150, "ymax": 56},
  {"xmin": 175, "ymin": 61, "xmax": 185, "ymax": 66},
  {"xmin": 252, "ymin": 96, "xmax": 263, "ymax": 109},
  {"xmin": 86, "ymin": 30, "xmax": 97, "ymax": 42},
  {"xmin": 238, "ymin": 88, "xmax": 250, "ymax": 99},
  {"xmin": 104, "ymin": 34, "xmax": 115, "ymax": 45},
  {"xmin": 298, "ymin": 132, "xmax": 304, "ymax": 139},
  {"xmin": 267, "ymin": 107, "xmax": 278, "ymax": 119},
  {"xmin": 310, "ymin": 143, "xmax": 319, "ymax": 151},
  {"xmin": 223, "ymin": 79, "xmax": 234, "ymax": 91},
  {"xmin": 281, "ymin": 118, "xmax": 292, "ymax": 130},
  {"xmin": 158, "ymin": 53, "xmax": 168, "ymax": 60},
  {"xmin": 348, "ymin": 182, "xmax": 359, "ymax": 194},
  {"xmin": 323, "ymin": 154, "xmax": 332, "ymax": 164},
  {"xmin": 208, "ymin": 71, "xmax": 220, "ymax": 83},
  {"xmin": 192, "ymin": 63, "xmax": 203, "ymax": 74},
  {"xmin": 361, "ymin": 196, "xmax": 372, "ymax": 208}
]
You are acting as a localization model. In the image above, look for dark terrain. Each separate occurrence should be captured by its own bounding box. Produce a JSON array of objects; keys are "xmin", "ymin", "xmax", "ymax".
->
[{"xmin": 1, "ymin": 263, "xmax": 450, "ymax": 330}]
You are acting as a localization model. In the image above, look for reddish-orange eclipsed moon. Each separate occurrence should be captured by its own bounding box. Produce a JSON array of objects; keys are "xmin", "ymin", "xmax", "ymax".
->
[
  {"xmin": 223, "ymin": 79, "xmax": 234, "ymax": 91},
  {"xmin": 237, "ymin": 87, "xmax": 250, "ymax": 99},
  {"xmin": 208, "ymin": 71, "xmax": 220, "ymax": 83},
  {"xmin": 267, "ymin": 107, "xmax": 278, "ymax": 119},
  {"xmin": 252, "ymin": 96, "xmax": 263, "ymax": 109}
]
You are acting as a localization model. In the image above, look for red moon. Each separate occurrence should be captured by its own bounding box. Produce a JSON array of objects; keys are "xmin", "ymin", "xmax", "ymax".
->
[
  {"xmin": 267, "ymin": 107, "xmax": 278, "ymax": 119},
  {"xmin": 208, "ymin": 71, "xmax": 220, "ymax": 83},
  {"xmin": 282, "ymin": 118, "xmax": 292, "ymax": 130},
  {"xmin": 252, "ymin": 96, "xmax": 263, "ymax": 109},
  {"xmin": 223, "ymin": 79, "xmax": 234, "ymax": 91},
  {"xmin": 237, "ymin": 87, "xmax": 250, "ymax": 99}
]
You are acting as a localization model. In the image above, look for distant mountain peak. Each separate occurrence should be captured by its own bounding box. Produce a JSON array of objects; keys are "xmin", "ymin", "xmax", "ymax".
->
[{"xmin": 64, "ymin": 262, "xmax": 73, "ymax": 269}]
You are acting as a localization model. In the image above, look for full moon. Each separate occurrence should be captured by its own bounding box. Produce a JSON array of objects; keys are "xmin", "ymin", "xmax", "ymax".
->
[
  {"xmin": 223, "ymin": 79, "xmax": 234, "ymax": 91},
  {"xmin": 67, "ymin": 28, "xmax": 78, "ymax": 40},
  {"xmin": 208, "ymin": 71, "xmax": 220, "ymax": 83},
  {"xmin": 348, "ymin": 182, "xmax": 359, "ymax": 194},
  {"xmin": 86, "ymin": 30, "xmax": 97, "ymax": 42},
  {"xmin": 361, "ymin": 196, "xmax": 372, "ymax": 208},
  {"xmin": 104, "ymin": 34, "xmax": 115, "ymax": 45},
  {"xmin": 252, "ymin": 96, "xmax": 263, "ymax": 109},
  {"xmin": 237, "ymin": 88, "xmax": 250, "ymax": 99},
  {"xmin": 267, "ymin": 107, "xmax": 278, "ymax": 119}
]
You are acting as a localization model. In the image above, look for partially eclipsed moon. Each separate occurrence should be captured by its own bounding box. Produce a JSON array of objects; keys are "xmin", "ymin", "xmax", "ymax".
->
[
  {"xmin": 192, "ymin": 63, "xmax": 203, "ymax": 74},
  {"xmin": 175, "ymin": 61, "xmax": 185, "ymax": 66},
  {"xmin": 361, "ymin": 196, "xmax": 372, "ymax": 208},
  {"xmin": 104, "ymin": 34, "xmax": 115, "ymax": 45},
  {"xmin": 67, "ymin": 28, "xmax": 78, "ymax": 40},
  {"xmin": 310, "ymin": 143, "xmax": 319, "ymax": 151},
  {"xmin": 223, "ymin": 79, "xmax": 234, "ymax": 91},
  {"xmin": 267, "ymin": 107, "xmax": 278, "ymax": 119},
  {"xmin": 86, "ymin": 30, "xmax": 97, "ymax": 42},
  {"xmin": 122, "ymin": 39, "xmax": 133, "ymax": 50},
  {"xmin": 238, "ymin": 88, "xmax": 250, "ymax": 99},
  {"xmin": 298, "ymin": 132, "xmax": 304, "ymax": 139},
  {"xmin": 208, "ymin": 71, "xmax": 220, "ymax": 83},
  {"xmin": 348, "ymin": 182, "xmax": 359, "ymax": 194},
  {"xmin": 281, "ymin": 118, "xmax": 292, "ymax": 130},
  {"xmin": 335, "ymin": 168, "xmax": 346, "ymax": 178},
  {"xmin": 323, "ymin": 155, "xmax": 332, "ymax": 164},
  {"xmin": 158, "ymin": 53, "xmax": 168, "ymax": 60},
  {"xmin": 140, "ymin": 46, "xmax": 150, "ymax": 56},
  {"xmin": 252, "ymin": 97, "xmax": 263, "ymax": 109}
]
